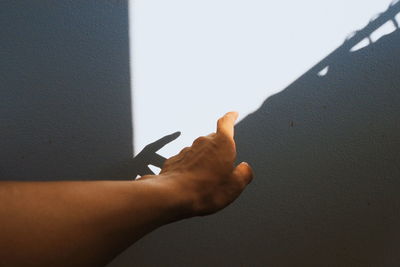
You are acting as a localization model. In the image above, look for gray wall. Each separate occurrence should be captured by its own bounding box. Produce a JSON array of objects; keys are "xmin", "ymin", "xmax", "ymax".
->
[
  {"xmin": 109, "ymin": 9, "xmax": 400, "ymax": 267},
  {"xmin": 2, "ymin": 1, "xmax": 400, "ymax": 266},
  {"xmin": 0, "ymin": 0, "xmax": 133, "ymax": 181}
]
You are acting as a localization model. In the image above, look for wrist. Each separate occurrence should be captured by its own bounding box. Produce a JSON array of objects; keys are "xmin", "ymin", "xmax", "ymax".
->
[
  {"xmin": 135, "ymin": 174, "xmax": 195, "ymax": 223},
  {"xmin": 159, "ymin": 173, "xmax": 197, "ymax": 220}
]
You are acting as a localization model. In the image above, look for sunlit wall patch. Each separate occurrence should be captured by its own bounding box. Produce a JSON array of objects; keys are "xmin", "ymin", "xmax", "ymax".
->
[
  {"xmin": 129, "ymin": 0, "xmax": 396, "ymax": 163},
  {"xmin": 370, "ymin": 20, "xmax": 397, "ymax": 42},
  {"xmin": 317, "ymin": 66, "xmax": 329, "ymax": 77}
]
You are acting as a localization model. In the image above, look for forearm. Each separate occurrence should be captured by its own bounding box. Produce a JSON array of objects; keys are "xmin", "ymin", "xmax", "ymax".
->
[
  {"xmin": 0, "ymin": 178, "xmax": 187, "ymax": 267},
  {"xmin": 0, "ymin": 112, "xmax": 253, "ymax": 266}
]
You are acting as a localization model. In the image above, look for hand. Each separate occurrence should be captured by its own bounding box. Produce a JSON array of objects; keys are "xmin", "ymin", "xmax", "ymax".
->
[{"xmin": 158, "ymin": 111, "xmax": 254, "ymax": 217}]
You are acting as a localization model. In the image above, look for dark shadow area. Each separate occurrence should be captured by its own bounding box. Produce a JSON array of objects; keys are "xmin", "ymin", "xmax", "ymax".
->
[
  {"xmin": 0, "ymin": 1, "xmax": 178, "ymax": 180},
  {"xmin": 109, "ymin": 2, "xmax": 400, "ymax": 266},
  {"xmin": 0, "ymin": 1, "xmax": 135, "ymax": 181},
  {"xmin": 106, "ymin": 131, "xmax": 181, "ymax": 178},
  {"xmin": 131, "ymin": 131, "xmax": 181, "ymax": 177}
]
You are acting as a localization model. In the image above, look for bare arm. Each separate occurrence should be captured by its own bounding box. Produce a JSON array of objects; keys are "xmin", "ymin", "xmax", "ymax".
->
[{"xmin": 0, "ymin": 112, "xmax": 253, "ymax": 266}]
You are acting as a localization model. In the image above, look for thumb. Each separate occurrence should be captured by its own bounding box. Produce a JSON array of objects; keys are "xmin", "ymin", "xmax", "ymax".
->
[{"xmin": 232, "ymin": 162, "xmax": 254, "ymax": 185}]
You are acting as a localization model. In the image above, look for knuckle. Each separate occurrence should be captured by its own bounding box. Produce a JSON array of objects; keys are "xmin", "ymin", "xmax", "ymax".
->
[
  {"xmin": 180, "ymin": 147, "xmax": 190, "ymax": 154},
  {"xmin": 193, "ymin": 136, "xmax": 207, "ymax": 146},
  {"xmin": 163, "ymin": 155, "xmax": 176, "ymax": 166}
]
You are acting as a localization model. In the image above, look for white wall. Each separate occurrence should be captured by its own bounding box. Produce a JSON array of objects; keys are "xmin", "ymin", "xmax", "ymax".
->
[{"xmin": 131, "ymin": 0, "xmax": 396, "ymax": 161}]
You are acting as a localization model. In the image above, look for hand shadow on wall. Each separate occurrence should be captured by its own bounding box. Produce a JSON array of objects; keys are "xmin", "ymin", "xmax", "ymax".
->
[
  {"xmin": 132, "ymin": 131, "xmax": 181, "ymax": 177},
  {"xmin": 0, "ymin": 1, "xmax": 180, "ymax": 182},
  {"xmin": 0, "ymin": 1, "xmax": 181, "ymax": 182},
  {"xmin": 109, "ymin": 3, "xmax": 400, "ymax": 267},
  {"xmin": 103, "ymin": 131, "xmax": 181, "ymax": 179}
]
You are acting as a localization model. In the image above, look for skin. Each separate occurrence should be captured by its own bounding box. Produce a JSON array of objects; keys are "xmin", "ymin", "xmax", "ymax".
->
[{"xmin": 0, "ymin": 112, "xmax": 253, "ymax": 266}]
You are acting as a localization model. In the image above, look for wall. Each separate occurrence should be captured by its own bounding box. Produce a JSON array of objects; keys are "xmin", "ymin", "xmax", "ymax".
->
[
  {"xmin": 131, "ymin": 0, "xmax": 398, "ymax": 160},
  {"xmin": 0, "ymin": 0, "xmax": 133, "ymax": 181},
  {"xmin": 110, "ymin": 2, "xmax": 400, "ymax": 266},
  {"xmin": 1, "ymin": 1, "xmax": 400, "ymax": 266}
]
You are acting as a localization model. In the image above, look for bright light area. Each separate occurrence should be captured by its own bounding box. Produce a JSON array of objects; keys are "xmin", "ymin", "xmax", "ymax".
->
[
  {"xmin": 370, "ymin": 20, "xmax": 397, "ymax": 42},
  {"xmin": 129, "ymin": 0, "xmax": 395, "ymax": 161},
  {"xmin": 350, "ymin": 38, "xmax": 370, "ymax": 52}
]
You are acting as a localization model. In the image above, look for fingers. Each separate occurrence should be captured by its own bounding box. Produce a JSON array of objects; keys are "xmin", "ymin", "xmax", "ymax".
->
[
  {"xmin": 217, "ymin": 111, "xmax": 239, "ymax": 139},
  {"xmin": 231, "ymin": 162, "xmax": 254, "ymax": 186}
]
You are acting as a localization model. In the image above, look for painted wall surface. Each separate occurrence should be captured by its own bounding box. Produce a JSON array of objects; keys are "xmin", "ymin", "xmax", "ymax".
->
[
  {"xmin": 0, "ymin": 1, "xmax": 133, "ymax": 181},
  {"xmin": 1, "ymin": 1, "xmax": 400, "ymax": 266},
  {"xmin": 131, "ymin": 0, "xmax": 399, "ymax": 161},
  {"xmin": 110, "ymin": 1, "xmax": 400, "ymax": 266}
]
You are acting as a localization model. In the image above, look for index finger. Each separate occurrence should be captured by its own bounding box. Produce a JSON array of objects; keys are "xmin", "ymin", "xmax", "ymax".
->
[{"xmin": 216, "ymin": 111, "xmax": 239, "ymax": 139}]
